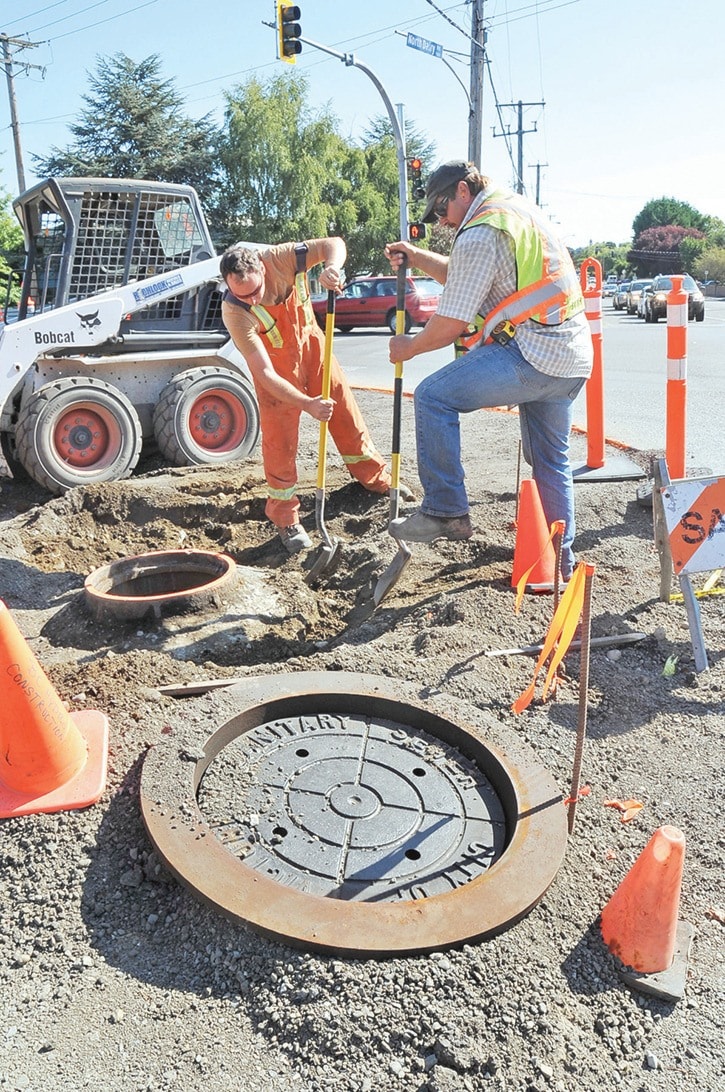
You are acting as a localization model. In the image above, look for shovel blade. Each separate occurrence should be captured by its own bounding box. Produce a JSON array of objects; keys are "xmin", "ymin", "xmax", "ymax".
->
[
  {"xmin": 373, "ymin": 541, "xmax": 412, "ymax": 606},
  {"xmin": 305, "ymin": 538, "xmax": 341, "ymax": 586}
]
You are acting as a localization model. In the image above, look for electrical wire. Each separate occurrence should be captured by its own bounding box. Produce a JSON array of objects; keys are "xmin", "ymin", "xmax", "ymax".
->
[
  {"xmin": 15, "ymin": 0, "xmax": 117, "ymax": 36},
  {"xmin": 6, "ymin": 0, "xmax": 75, "ymax": 27}
]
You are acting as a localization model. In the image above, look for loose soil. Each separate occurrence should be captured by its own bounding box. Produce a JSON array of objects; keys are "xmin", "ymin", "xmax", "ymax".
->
[{"xmin": 0, "ymin": 390, "xmax": 722, "ymax": 1092}]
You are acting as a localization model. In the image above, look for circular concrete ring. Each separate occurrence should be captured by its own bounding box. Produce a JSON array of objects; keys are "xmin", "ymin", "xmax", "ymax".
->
[
  {"xmin": 140, "ymin": 672, "xmax": 568, "ymax": 956},
  {"xmin": 84, "ymin": 549, "xmax": 237, "ymax": 622}
]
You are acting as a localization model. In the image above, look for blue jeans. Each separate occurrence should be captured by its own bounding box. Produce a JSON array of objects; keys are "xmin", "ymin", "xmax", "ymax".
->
[{"xmin": 413, "ymin": 339, "xmax": 586, "ymax": 577}]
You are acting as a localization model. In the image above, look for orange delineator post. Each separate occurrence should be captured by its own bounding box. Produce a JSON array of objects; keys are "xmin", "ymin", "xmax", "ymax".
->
[
  {"xmin": 579, "ymin": 257, "xmax": 605, "ymax": 470},
  {"xmin": 665, "ymin": 275, "xmax": 687, "ymax": 480}
]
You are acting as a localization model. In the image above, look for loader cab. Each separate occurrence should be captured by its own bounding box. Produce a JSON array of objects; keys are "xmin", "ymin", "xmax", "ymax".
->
[{"xmin": 13, "ymin": 177, "xmax": 226, "ymax": 348}]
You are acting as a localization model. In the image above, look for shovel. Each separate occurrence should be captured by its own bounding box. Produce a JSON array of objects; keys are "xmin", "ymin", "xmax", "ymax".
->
[
  {"xmin": 305, "ymin": 289, "xmax": 341, "ymax": 585},
  {"xmin": 373, "ymin": 262, "xmax": 412, "ymax": 605}
]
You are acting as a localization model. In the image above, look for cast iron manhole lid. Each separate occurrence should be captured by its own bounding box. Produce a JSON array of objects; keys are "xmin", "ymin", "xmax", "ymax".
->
[{"xmin": 140, "ymin": 672, "xmax": 567, "ymax": 956}]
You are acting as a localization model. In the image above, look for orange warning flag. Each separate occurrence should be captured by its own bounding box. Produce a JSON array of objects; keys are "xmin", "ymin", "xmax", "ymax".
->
[{"xmin": 512, "ymin": 562, "xmax": 587, "ymax": 713}]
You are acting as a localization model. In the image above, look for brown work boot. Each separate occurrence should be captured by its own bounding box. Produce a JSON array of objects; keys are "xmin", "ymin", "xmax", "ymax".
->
[
  {"xmin": 389, "ymin": 509, "xmax": 473, "ymax": 543},
  {"xmin": 278, "ymin": 524, "xmax": 312, "ymax": 554}
]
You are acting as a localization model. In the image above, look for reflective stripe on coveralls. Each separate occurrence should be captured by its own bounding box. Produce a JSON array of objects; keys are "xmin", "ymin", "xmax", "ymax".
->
[
  {"xmin": 229, "ymin": 247, "xmax": 390, "ymax": 528},
  {"xmin": 454, "ymin": 190, "xmax": 584, "ymax": 356}
]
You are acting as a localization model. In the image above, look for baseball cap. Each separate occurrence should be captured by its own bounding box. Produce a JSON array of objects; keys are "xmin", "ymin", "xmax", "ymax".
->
[{"xmin": 421, "ymin": 160, "xmax": 471, "ymax": 222}]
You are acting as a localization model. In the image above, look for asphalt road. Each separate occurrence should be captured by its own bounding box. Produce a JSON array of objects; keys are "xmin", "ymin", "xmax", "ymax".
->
[{"xmin": 334, "ymin": 298, "xmax": 725, "ymax": 473}]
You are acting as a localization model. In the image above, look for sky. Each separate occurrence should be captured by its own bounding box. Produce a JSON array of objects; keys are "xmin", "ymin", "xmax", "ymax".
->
[{"xmin": 1, "ymin": 0, "xmax": 723, "ymax": 248}]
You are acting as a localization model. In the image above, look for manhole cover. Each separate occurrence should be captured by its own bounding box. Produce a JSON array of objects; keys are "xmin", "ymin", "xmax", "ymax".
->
[
  {"xmin": 140, "ymin": 672, "xmax": 567, "ymax": 956},
  {"xmin": 198, "ymin": 713, "xmax": 507, "ymax": 901}
]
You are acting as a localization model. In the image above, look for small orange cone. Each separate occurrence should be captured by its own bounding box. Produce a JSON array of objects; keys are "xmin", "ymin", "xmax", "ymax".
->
[
  {"xmin": 0, "ymin": 599, "xmax": 108, "ymax": 818},
  {"xmin": 511, "ymin": 478, "xmax": 556, "ymax": 590},
  {"xmin": 600, "ymin": 825, "xmax": 685, "ymax": 973}
]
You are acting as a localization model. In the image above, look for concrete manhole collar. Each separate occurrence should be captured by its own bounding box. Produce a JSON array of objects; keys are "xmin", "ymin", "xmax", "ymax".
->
[
  {"xmin": 140, "ymin": 672, "xmax": 568, "ymax": 956},
  {"xmin": 84, "ymin": 549, "xmax": 237, "ymax": 622}
]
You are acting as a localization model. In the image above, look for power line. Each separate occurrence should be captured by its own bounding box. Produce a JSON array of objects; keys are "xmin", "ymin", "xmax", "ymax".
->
[
  {"xmin": 10, "ymin": 0, "xmax": 76, "ymax": 22},
  {"xmin": 15, "ymin": 0, "xmax": 116, "ymax": 35}
]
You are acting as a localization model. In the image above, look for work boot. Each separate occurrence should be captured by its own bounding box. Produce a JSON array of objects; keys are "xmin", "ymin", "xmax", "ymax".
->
[
  {"xmin": 389, "ymin": 509, "xmax": 473, "ymax": 543},
  {"xmin": 388, "ymin": 481, "xmax": 416, "ymax": 503},
  {"xmin": 278, "ymin": 524, "xmax": 312, "ymax": 554}
]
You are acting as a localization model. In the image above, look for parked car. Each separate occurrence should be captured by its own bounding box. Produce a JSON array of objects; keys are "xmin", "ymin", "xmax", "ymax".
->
[
  {"xmin": 313, "ymin": 276, "xmax": 441, "ymax": 333},
  {"xmin": 642, "ymin": 274, "xmax": 705, "ymax": 323},
  {"xmin": 601, "ymin": 282, "xmax": 616, "ymax": 298},
  {"xmin": 626, "ymin": 278, "xmax": 653, "ymax": 315},
  {"xmin": 612, "ymin": 282, "xmax": 630, "ymax": 310}
]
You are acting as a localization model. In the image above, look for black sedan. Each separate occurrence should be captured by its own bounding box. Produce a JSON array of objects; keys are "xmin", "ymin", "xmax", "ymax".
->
[{"xmin": 643, "ymin": 275, "xmax": 705, "ymax": 323}]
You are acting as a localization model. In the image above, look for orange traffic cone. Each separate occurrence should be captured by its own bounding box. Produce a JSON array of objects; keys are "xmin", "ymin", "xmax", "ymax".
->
[
  {"xmin": 511, "ymin": 478, "xmax": 556, "ymax": 591},
  {"xmin": 600, "ymin": 825, "xmax": 685, "ymax": 974},
  {"xmin": 0, "ymin": 599, "xmax": 109, "ymax": 818}
]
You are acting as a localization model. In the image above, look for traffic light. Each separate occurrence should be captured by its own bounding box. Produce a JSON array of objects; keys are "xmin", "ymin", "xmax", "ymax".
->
[
  {"xmin": 408, "ymin": 222, "xmax": 426, "ymax": 241},
  {"xmin": 276, "ymin": 2, "xmax": 302, "ymax": 64},
  {"xmin": 408, "ymin": 157, "xmax": 425, "ymax": 201}
]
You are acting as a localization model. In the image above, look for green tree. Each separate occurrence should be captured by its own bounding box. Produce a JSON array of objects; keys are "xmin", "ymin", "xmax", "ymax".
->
[
  {"xmin": 679, "ymin": 234, "xmax": 707, "ymax": 270},
  {"xmin": 212, "ymin": 76, "xmax": 438, "ymax": 278},
  {"xmin": 355, "ymin": 116, "xmax": 439, "ymax": 271},
  {"xmin": 0, "ymin": 187, "xmax": 25, "ymax": 306},
  {"xmin": 213, "ymin": 73, "xmax": 349, "ymax": 249},
  {"xmin": 571, "ymin": 241, "xmax": 630, "ymax": 279},
  {"xmin": 32, "ymin": 54, "xmax": 219, "ymax": 205},
  {"xmin": 691, "ymin": 246, "xmax": 725, "ymax": 284},
  {"xmin": 632, "ymin": 197, "xmax": 707, "ymax": 238}
]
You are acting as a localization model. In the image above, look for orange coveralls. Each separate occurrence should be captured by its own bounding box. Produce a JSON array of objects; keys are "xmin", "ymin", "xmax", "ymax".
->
[{"xmin": 222, "ymin": 243, "xmax": 391, "ymax": 529}]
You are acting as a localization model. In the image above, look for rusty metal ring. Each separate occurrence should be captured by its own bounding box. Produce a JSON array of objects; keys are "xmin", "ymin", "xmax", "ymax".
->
[{"xmin": 140, "ymin": 672, "xmax": 567, "ymax": 956}]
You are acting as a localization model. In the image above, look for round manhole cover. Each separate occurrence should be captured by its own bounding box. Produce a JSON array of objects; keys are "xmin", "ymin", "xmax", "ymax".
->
[
  {"xmin": 141, "ymin": 672, "xmax": 567, "ymax": 955},
  {"xmin": 199, "ymin": 713, "xmax": 507, "ymax": 901}
]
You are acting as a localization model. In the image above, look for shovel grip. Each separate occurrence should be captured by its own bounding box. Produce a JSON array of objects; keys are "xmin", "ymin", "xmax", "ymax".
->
[
  {"xmin": 317, "ymin": 289, "xmax": 335, "ymax": 489},
  {"xmin": 390, "ymin": 260, "xmax": 408, "ymax": 495}
]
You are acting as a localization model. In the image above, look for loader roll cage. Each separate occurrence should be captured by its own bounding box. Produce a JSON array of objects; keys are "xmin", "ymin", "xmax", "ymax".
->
[{"xmin": 13, "ymin": 177, "xmax": 226, "ymax": 353}]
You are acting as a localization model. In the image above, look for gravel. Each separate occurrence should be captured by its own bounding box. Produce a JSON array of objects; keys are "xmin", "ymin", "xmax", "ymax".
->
[{"xmin": 0, "ymin": 390, "xmax": 723, "ymax": 1091}]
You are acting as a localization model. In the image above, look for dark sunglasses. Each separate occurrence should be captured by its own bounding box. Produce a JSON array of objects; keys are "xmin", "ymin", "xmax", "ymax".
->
[
  {"xmin": 232, "ymin": 273, "xmax": 264, "ymax": 302},
  {"xmin": 433, "ymin": 194, "xmax": 452, "ymax": 219}
]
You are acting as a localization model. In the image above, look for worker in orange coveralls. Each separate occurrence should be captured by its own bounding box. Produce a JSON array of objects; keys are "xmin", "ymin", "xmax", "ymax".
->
[{"xmin": 220, "ymin": 239, "xmax": 406, "ymax": 554}]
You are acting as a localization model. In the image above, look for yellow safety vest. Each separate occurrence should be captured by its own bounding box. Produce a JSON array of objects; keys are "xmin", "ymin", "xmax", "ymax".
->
[{"xmin": 454, "ymin": 190, "xmax": 584, "ymax": 356}]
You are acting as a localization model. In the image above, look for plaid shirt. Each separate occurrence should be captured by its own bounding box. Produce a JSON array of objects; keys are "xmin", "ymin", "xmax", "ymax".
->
[{"xmin": 437, "ymin": 187, "xmax": 593, "ymax": 379}]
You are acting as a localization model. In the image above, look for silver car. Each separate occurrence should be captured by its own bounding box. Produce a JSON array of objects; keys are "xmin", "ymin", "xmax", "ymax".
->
[
  {"xmin": 612, "ymin": 282, "xmax": 630, "ymax": 310},
  {"xmin": 626, "ymin": 278, "xmax": 654, "ymax": 315}
]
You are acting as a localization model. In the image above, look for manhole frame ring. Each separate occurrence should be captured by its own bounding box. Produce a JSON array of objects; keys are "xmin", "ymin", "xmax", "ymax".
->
[
  {"xmin": 83, "ymin": 548, "xmax": 237, "ymax": 621},
  {"xmin": 140, "ymin": 671, "xmax": 568, "ymax": 956}
]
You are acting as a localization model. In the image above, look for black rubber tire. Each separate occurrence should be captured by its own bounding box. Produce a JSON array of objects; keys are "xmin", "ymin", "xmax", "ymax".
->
[
  {"xmin": 15, "ymin": 377, "xmax": 143, "ymax": 495},
  {"xmin": 0, "ymin": 428, "xmax": 31, "ymax": 481},
  {"xmin": 153, "ymin": 366, "xmax": 260, "ymax": 467},
  {"xmin": 387, "ymin": 309, "xmax": 412, "ymax": 334},
  {"xmin": 644, "ymin": 308, "xmax": 652, "ymax": 323},
  {"xmin": 696, "ymin": 310, "xmax": 704, "ymax": 322},
  {"xmin": 651, "ymin": 310, "xmax": 659, "ymax": 323}
]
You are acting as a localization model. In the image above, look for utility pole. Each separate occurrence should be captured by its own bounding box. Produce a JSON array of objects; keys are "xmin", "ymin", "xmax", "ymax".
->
[
  {"xmin": 531, "ymin": 162, "xmax": 548, "ymax": 207},
  {"xmin": 468, "ymin": 0, "xmax": 487, "ymax": 167},
  {"xmin": 493, "ymin": 100, "xmax": 544, "ymax": 194},
  {"xmin": 1, "ymin": 34, "xmax": 44, "ymax": 195}
]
